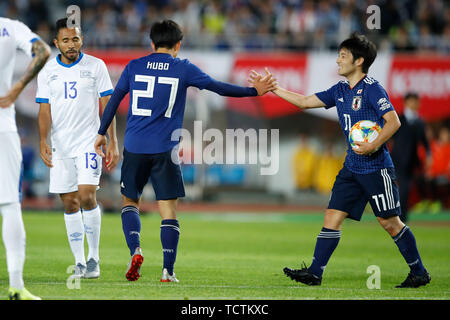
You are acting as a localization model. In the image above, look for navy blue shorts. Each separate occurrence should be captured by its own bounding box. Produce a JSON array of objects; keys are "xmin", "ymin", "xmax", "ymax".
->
[
  {"xmin": 328, "ymin": 166, "xmax": 401, "ymax": 221},
  {"xmin": 120, "ymin": 148, "xmax": 185, "ymax": 201}
]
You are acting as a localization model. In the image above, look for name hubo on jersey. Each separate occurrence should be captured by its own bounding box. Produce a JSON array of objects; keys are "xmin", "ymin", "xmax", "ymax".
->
[
  {"xmin": 36, "ymin": 53, "xmax": 113, "ymax": 159},
  {"xmin": 147, "ymin": 62, "xmax": 170, "ymax": 70}
]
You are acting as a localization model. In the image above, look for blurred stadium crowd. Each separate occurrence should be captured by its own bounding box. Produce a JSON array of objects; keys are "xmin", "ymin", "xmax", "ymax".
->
[{"xmin": 1, "ymin": 0, "xmax": 449, "ymax": 52}]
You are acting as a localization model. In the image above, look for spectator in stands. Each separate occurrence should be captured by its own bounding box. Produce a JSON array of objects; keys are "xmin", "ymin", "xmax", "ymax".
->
[
  {"xmin": 202, "ymin": 0, "xmax": 226, "ymax": 36},
  {"xmin": 438, "ymin": 24, "xmax": 450, "ymax": 53},
  {"xmin": 316, "ymin": 0, "xmax": 340, "ymax": 48},
  {"xmin": 336, "ymin": 4, "xmax": 361, "ymax": 44},
  {"xmin": 392, "ymin": 25, "xmax": 416, "ymax": 52},
  {"xmin": 417, "ymin": 24, "xmax": 438, "ymax": 53},
  {"xmin": 23, "ymin": 0, "xmax": 49, "ymax": 31}
]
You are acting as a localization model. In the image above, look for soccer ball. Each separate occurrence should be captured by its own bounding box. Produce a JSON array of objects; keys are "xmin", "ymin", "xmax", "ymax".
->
[{"xmin": 349, "ymin": 120, "xmax": 382, "ymax": 149}]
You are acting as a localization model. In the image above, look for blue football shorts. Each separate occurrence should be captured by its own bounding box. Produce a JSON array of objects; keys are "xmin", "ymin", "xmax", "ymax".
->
[
  {"xmin": 328, "ymin": 166, "xmax": 401, "ymax": 221},
  {"xmin": 120, "ymin": 148, "xmax": 185, "ymax": 201}
]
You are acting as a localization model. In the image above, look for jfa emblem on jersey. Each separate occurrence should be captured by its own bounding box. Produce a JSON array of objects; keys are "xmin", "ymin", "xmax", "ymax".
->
[{"xmin": 352, "ymin": 96, "xmax": 362, "ymax": 111}]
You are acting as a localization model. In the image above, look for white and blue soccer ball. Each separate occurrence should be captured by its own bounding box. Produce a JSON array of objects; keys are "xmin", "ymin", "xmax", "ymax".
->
[{"xmin": 349, "ymin": 120, "xmax": 382, "ymax": 149}]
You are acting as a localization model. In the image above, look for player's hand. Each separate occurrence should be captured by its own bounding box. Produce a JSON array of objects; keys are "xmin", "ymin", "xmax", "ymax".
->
[
  {"xmin": 94, "ymin": 134, "xmax": 107, "ymax": 158},
  {"xmin": 248, "ymin": 67, "xmax": 278, "ymax": 96},
  {"xmin": 0, "ymin": 83, "xmax": 23, "ymax": 108},
  {"xmin": 352, "ymin": 141, "xmax": 378, "ymax": 155},
  {"xmin": 39, "ymin": 141, "xmax": 53, "ymax": 168},
  {"xmin": 105, "ymin": 139, "xmax": 120, "ymax": 170}
]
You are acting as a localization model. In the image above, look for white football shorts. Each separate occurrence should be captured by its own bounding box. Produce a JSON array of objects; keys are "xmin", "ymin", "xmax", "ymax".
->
[
  {"xmin": 0, "ymin": 132, "xmax": 22, "ymax": 204},
  {"xmin": 49, "ymin": 150, "xmax": 102, "ymax": 194}
]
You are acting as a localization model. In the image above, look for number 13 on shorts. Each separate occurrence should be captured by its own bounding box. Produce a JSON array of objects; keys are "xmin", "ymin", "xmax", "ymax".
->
[{"xmin": 85, "ymin": 152, "xmax": 98, "ymax": 169}]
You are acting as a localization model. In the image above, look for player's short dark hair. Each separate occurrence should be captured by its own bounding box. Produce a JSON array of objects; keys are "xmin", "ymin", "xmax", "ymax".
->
[
  {"xmin": 150, "ymin": 20, "xmax": 183, "ymax": 50},
  {"xmin": 338, "ymin": 32, "xmax": 377, "ymax": 74},
  {"xmin": 55, "ymin": 18, "xmax": 82, "ymax": 38},
  {"xmin": 404, "ymin": 92, "xmax": 419, "ymax": 101}
]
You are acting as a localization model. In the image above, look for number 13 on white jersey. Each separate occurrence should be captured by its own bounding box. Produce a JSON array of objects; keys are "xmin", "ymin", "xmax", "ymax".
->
[{"xmin": 131, "ymin": 74, "xmax": 179, "ymax": 118}]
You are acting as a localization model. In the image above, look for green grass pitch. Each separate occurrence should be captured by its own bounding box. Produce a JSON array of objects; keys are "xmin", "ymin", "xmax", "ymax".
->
[{"xmin": 1, "ymin": 210, "xmax": 449, "ymax": 300}]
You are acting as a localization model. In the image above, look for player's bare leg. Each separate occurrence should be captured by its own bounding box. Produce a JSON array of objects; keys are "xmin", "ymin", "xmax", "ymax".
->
[
  {"xmin": 376, "ymin": 215, "xmax": 404, "ymax": 236},
  {"xmin": 60, "ymin": 191, "xmax": 86, "ymax": 277},
  {"xmin": 158, "ymin": 199, "xmax": 178, "ymax": 220},
  {"xmin": 158, "ymin": 199, "xmax": 180, "ymax": 282},
  {"xmin": 78, "ymin": 185, "xmax": 101, "ymax": 278},
  {"xmin": 284, "ymin": 209, "xmax": 347, "ymax": 285},
  {"xmin": 122, "ymin": 195, "xmax": 143, "ymax": 281},
  {"xmin": 60, "ymin": 191, "xmax": 80, "ymax": 214},
  {"xmin": 377, "ymin": 215, "xmax": 430, "ymax": 287},
  {"xmin": 78, "ymin": 185, "xmax": 97, "ymax": 210},
  {"xmin": 323, "ymin": 209, "xmax": 348, "ymax": 230},
  {"xmin": 123, "ymin": 195, "xmax": 141, "ymax": 209}
]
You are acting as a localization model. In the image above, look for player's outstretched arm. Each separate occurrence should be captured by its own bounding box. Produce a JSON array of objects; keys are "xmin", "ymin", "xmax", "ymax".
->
[
  {"xmin": 38, "ymin": 102, "xmax": 53, "ymax": 168},
  {"xmin": 353, "ymin": 110, "xmax": 401, "ymax": 155},
  {"xmin": 100, "ymin": 95, "xmax": 119, "ymax": 170},
  {"xmin": 249, "ymin": 68, "xmax": 326, "ymax": 109},
  {"xmin": 203, "ymin": 75, "xmax": 277, "ymax": 98},
  {"xmin": 0, "ymin": 39, "xmax": 51, "ymax": 108},
  {"xmin": 274, "ymin": 87, "xmax": 325, "ymax": 109}
]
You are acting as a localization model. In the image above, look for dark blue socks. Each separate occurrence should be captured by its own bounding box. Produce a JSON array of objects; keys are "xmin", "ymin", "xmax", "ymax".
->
[
  {"xmin": 160, "ymin": 219, "xmax": 180, "ymax": 275},
  {"xmin": 307, "ymin": 225, "xmax": 426, "ymax": 279},
  {"xmin": 308, "ymin": 227, "xmax": 341, "ymax": 278},
  {"xmin": 121, "ymin": 208, "xmax": 180, "ymax": 275},
  {"xmin": 121, "ymin": 206, "xmax": 141, "ymax": 256},
  {"xmin": 393, "ymin": 226, "xmax": 426, "ymax": 275}
]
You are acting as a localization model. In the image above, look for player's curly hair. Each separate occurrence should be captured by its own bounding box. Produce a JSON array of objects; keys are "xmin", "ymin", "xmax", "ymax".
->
[
  {"xmin": 339, "ymin": 32, "xmax": 377, "ymax": 74},
  {"xmin": 150, "ymin": 20, "xmax": 184, "ymax": 50}
]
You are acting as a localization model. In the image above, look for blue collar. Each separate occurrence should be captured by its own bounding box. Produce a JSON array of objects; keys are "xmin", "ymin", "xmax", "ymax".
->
[{"xmin": 56, "ymin": 52, "xmax": 84, "ymax": 68}]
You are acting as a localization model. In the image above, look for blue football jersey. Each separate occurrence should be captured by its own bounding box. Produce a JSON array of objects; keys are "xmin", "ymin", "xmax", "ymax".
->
[
  {"xmin": 115, "ymin": 53, "xmax": 213, "ymax": 154},
  {"xmin": 315, "ymin": 75, "xmax": 395, "ymax": 174}
]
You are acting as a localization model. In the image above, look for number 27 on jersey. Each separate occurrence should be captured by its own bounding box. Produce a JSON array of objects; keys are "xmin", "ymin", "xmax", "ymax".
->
[{"xmin": 131, "ymin": 75, "xmax": 179, "ymax": 118}]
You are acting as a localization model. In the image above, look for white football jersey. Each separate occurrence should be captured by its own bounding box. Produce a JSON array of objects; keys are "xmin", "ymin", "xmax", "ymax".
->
[
  {"xmin": 36, "ymin": 52, "xmax": 113, "ymax": 159},
  {"xmin": 0, "ymin": 17, "xmax": 38, "ymax": 133}
]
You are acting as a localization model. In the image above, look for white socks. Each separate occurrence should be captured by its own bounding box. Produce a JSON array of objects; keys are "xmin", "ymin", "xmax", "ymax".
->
[
  {"xmin": 1, "ymin": 202, "xmax": 25, "ymax": 290},
  {"xmin": 64, "ymin": 206, "xmax": 102, "ymax": 265},
  {"xmin": 64, "ymin": 210, "xmax": 86, "ymax": 266},
  {"xmin": 1, "ymin": 202, "xmax": 102, "ymax": 291},
  {"xmin": 82, "ymin": 206, "xmax": 101, "ymax": 262}
]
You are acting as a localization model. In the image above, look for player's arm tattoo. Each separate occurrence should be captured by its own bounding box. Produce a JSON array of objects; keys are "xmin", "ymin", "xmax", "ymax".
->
[{"xmin": 19, "ymin": 39, "xmax": 51, "ymax": 88}]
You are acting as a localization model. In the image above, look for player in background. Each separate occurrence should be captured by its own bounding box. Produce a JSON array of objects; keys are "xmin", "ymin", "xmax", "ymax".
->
[
  {"xmin": 251, "ymin": 33, "xmax": 430, "ymax": 288},
  {"xmin": 94, "ymin": 20, "xmax": 277, "ymax": 282},
  {"xmin": 36, "ymin": 18, "xmax": 119, "ymax": 279},
  {"xmin": 0, "ymin": 17, "xmax": 50, "ymax": 300}
]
